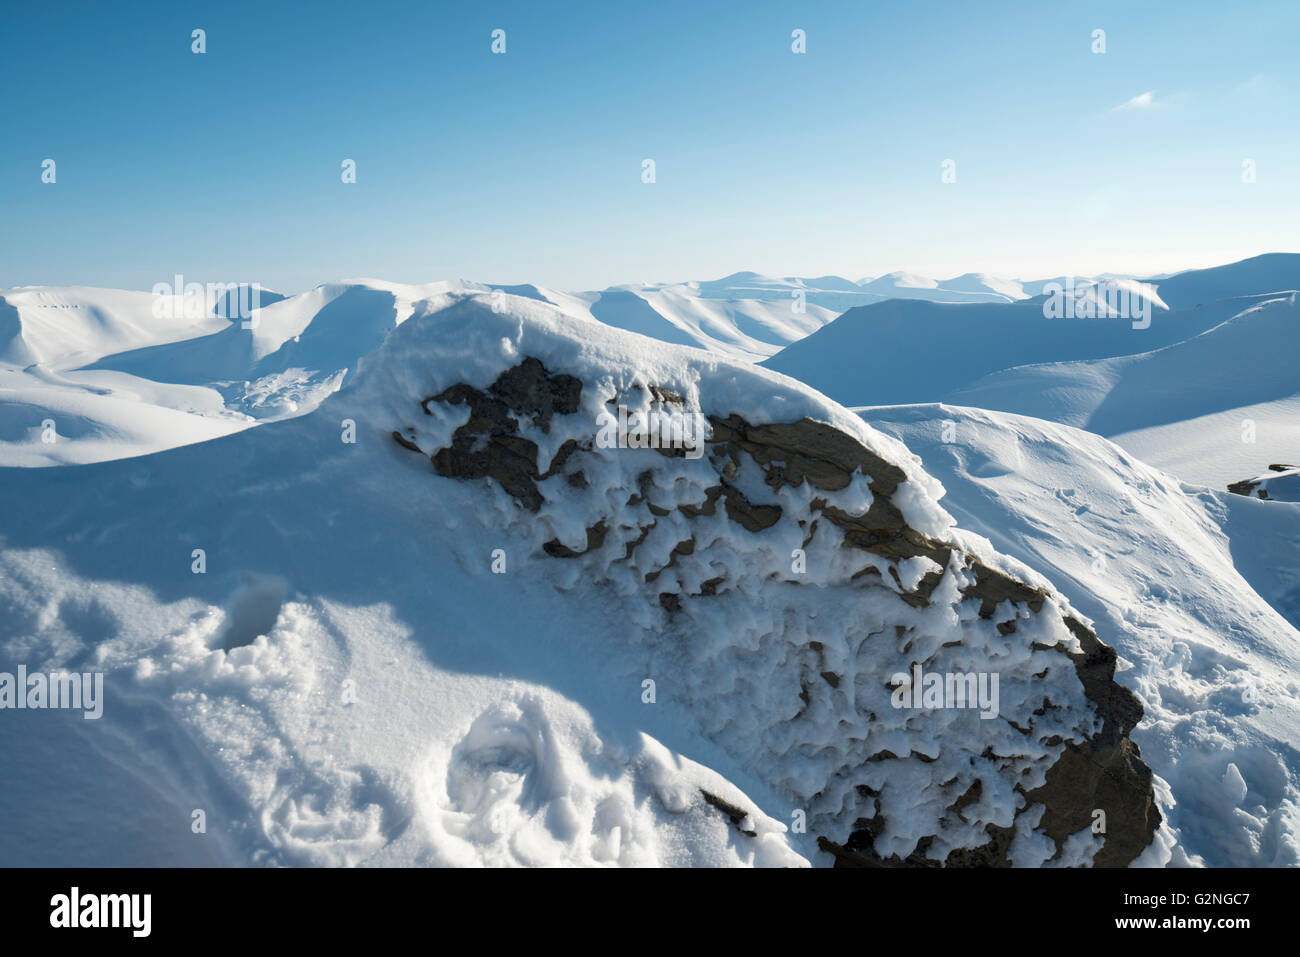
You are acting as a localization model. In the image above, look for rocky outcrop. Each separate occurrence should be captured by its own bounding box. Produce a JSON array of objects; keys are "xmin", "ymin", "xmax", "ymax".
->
[
  {"xmin": 415, "ymin": 357, "xmax": 582, "ymax": 510},
  {"xmin": 392, "ymin": 357, "xmax": 1162, "ymax": 867},
  {"xmin": 1228, "ymin": 463, "xmax": 1299, "ymax": 500}
]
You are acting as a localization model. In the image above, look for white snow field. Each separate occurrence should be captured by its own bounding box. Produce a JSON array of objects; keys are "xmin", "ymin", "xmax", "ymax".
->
[
  {"xmin": 442, "ymin": 269, "xmax": 1117, "ymax": 363},
  {"xmin": 0, "ymin": 280, "xmax": 547, "ymax": 466},
  {"xmin": 856, "ymin": 271, "xmax": 1032, "ymax": 303},
  {"xmin": 861, "ymin": 404, "xmax": 1300, "ymax": 866},
  {"xmin": 0, "ymin": 263, "xmax": 1189, "ymax": 470},
  {"xmin": 0, "ymin": 268, "xmax": 1123, "ymax": 470},
  {"xmin": 0, "ymin": 289, "xmax": 853, "ymax": 866}
]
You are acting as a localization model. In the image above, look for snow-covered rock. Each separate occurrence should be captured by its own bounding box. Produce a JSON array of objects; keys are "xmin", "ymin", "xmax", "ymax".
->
[
  {"xmin": 0, "ymin": 290, "xmax": 1163, "ymax": 866},
  {"xmin": 360, "ymin": 292, "xmax": 1164, "ymax": 866},
  {"xmin": 1228, "ymin": 464, "xmax": 1300, "ymax": 502}
]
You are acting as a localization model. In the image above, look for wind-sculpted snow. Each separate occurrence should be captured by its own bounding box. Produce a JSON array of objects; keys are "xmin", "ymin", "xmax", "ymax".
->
[
  {"xmin": 4, "ymin": 253, "xmax": 1296, "ymax": 868},
  {"xmin": 361, "ymin": 293, "xmax": 1163, "ymax": 865}
]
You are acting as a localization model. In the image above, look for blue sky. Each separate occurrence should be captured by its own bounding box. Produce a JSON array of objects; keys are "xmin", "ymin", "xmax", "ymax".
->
[{"xmin": 2, "ymin": 0, "xmax": 1297, "ymax": 292}]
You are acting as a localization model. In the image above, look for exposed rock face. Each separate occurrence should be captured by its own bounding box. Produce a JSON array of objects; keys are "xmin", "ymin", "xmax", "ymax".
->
[
  {"xmin": 1228, "ymin": 478, "xmax": 1266, "ymax": 498},
  {"xmin": 393, "ymin": 357, "xmax": 1161, "ymax": 867},
  {"xmin": 412, "ymin": 357, "xmax": 583, "ymax": 510}
]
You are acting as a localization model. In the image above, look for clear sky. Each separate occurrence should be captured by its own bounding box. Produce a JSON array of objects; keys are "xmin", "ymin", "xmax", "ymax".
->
[{"xmin": 2, "ymin": 0, "xmax": 1297, "ymax": 292}]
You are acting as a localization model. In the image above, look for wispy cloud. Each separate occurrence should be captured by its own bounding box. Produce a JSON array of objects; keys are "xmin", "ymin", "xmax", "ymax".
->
[
  {"xmin": 1113, "ymin": 90, "xmax": 1157, "ymax": 111},
  {"xmin": 1233, "ymin": 73, "xmax": 1270, "ymax": 95}
]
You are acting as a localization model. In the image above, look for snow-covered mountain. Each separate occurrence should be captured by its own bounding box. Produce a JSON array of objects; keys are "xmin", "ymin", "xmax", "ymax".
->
[
  {"xmin": 574, "ymin": 269, "xmax": 1064, "ymax": 357},
  {"xmin": 580, "ymin": 277, "xmax": 839, "ymax": 360},
  {"xmin": 0, "ymin": 268, "xmax": 1110, "ymax": 468},
  {"xmin": 1146, "ymin": 253, "xmax": 1300, "ymax": 310},
  {"xmin": 760, "ymin": 295, "xmax": 1220, "ymax": 409},
  {"xmin": 857, "ymin": 271, "xmax": 1032, "ymax": 303},
  {"xmin": 0, "ymin": 281, "xmax": 439, "ymax": 465},
  {"xmin": 949, "ymin": 292, "xmax": 1300, "ymax": 488},
  {"xmin": 0, "ymin": 274, "xmax": 847, "ymax": 468}
]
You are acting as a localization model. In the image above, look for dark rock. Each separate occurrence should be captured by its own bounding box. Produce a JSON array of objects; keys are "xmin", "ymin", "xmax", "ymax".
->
[
  {"xmin": 542, "ymin": 521, "xmax": 608, "ymax": 558},
  {"xmin": 391, "ymin": 430, "xmax": 421, "ymax": 453},
  {"xmin": 700, "ymin": 789, "xmax": 757, "ymax": 837},
  {"xmin": 424, "ymin": 358, "xmax": 585, "ymax": 510},
  {"xmin": 1227, "ymin": 478, "xmax": 1261, "ymax": 497}
]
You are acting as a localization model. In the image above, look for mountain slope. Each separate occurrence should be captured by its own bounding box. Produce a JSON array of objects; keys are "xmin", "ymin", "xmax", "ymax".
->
[
  {"xmin": 0, "ymin": 286, "xmax": 228, "ymax": 369},
  {"xmin": 948, "ymin": 294, "xmax": 1300, "ymax": 487},
  {"xmin": 762, "ymin": 254, "xmax": 1299, "ymax": 414},
  {"xmin": 858, "ymin": 271, "xmax": 1029, "ymax": 303},
  {"xmin": 1148, "ymin": 253, "xmax": 1300, "ymax": 310},
  {"xmin": 760, "ymin": 297, "xmax": 1234, "ymax": 408}
]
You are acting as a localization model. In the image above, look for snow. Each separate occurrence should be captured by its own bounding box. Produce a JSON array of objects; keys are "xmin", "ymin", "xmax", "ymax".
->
[
  {"xmin": 1229, "ymin": 465, "xmax": 1300, "ymax": 503},
  {"xmin": 763, "ymin": 253, "xmax": 1300, "ymax": 492},
  {"xmin": 347, "ymin": 302, "xmax": 1109, "ymax": 864},
  {"xmin": 575, "ymin": 270, "xmax": 1044, "ymax": 359},
  {"xmin": 0, "ymin": 280, "xmax": 470, "ymax": 466},
  {"xmin": 0, "ymin": 275, "xmax": 843, "ymax": 467},
  {"xmin": 857, "ymin": 271, "xmax": 1031, "ymax": 303},
  {"xmin": 1150, "ymin": 253, "xmax": 1300, "ymax": 310},
  {"xmin": 584, "ymin": 282, "xmax": 837, "ymax": 361},
  {"xmin": 762, "ymin": 297, "xmax": 1222, "ymax": 408},
  {"xmin": 0, "ymin": 287, "xmax": 1136, "ymax": 868},
  {"xmin": 0, "ymin": 463, "xmax": 809, "ymax": 865},
  {"xmin": 950, "ymin": 293, "xmax": 1300, "ymax": 488}
]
